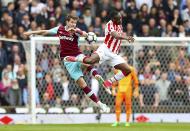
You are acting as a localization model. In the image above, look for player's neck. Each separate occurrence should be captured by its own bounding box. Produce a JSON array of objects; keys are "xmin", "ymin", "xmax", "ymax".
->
[{"xmin": 112, "ymin": 21, "xmax": 117, "ymax": 26}]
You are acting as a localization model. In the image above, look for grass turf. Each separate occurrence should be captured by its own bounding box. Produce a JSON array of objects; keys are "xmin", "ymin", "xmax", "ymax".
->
[{"xmin": 0, "ymin": 123, "xmax": 190, "ymax": 131}]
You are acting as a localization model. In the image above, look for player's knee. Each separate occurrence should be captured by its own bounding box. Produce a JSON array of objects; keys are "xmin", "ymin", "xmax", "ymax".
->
[
  {"xmin": 115, "ymin": 103, "xmax": 121, "ymax": 109},
  {"xmin": 126, "ymin": 103, "xmax": 132, "ymax": 107},
  {"xmin": 122, "ymin": 68, "xmax": 131, "ymax": 76},
  {"xmin": 87, "ymin": 58, "xmax": 97, "ymax": 64}
]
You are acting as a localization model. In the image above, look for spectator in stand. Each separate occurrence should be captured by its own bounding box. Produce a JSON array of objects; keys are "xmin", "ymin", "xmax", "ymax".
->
[
  {"xmin": 15, "ymin": 2, "xmax": 28, "ymax": 25},
  {"xmin": 36, "ymin": 6, "xmax": 48, "ymax": 26},
  {"xmin": 152, "ymin": 0, "xmax": 163, "ymax": 10},
  {"xmin": 148, "ymin": 18, "xmax": 160, "ymax": 36},
  {"xmin": 174, "ymin": 48, "xmax": 190, "ymax": 74},
  {"xmin": 178, "ymin": 24, "xmax": 186, "ymax": 37},
  {"xmin": 94, "ymin": 17, "xmax": 102, "ymax": 36},
  {"xmin": 155, "ymin": 72, "xmax": 171, "ymax": 105},
  {"xmin": 124, "ymin": 0, "xmax": 138, "ymax": 17},
  {"xmin": 129, "ymin": 9, "xmax": 141, "ymax": 33},
  {"xmin": 17, "ymin": 65, "xmax": 27, "ymax": 105},
  {"xmin": 126, "ymin": 23, "xmax": 135, "ymax": 36},
  {"xmin": 55, "ymin": 6, "xmax": 65, "ymax": 25},
  {"xmin": 163, "ymin": 0, "xmax": 178, "ymax": 23},
  {"xmin": 159, "ymin": 19, "xmax": 167, "ymax": 36},
  {"xmin": 149, "ymin": 6, "xmax": 159, "ymax": 21},
  {"xmin": 83, "ymin": 8, "xmax": 94, "ymax": 27},
  {"xmin": 171, "ymin": 8, "xmax": 183, "ymax": 32},
  {"xmin": 168, "ymin": 62, "xmax": 178, "ymax": 83},
  {"xmin": 40, "ymin": 52, "xmax": 49, "ymax": 73},
  {"xmin": 139, "ymin": 3, "xmax": 150, "ymax": 24},
  {"xmin": 36, "ymin": 65, "xmax": 45, "ymax": 103},
  {"xmin": 96, "ymin": 0, "xmax": 112, "ymax": 18},
  {"xmin": 17, "ymin": 26, "xmax": 28, "ymax": 40},
  {"xmin": 0, "ymin": 41, "xmax": 7, "ymax": 80},
  {"xmin": 77, "ymin": 16, "xmax": 88, "ymax": 32},
  {"xmin": 138, "ymin": 64, "xmax": 159, "ymax": 107},
  {"xmin": 46, "ymin": 0, "xmax": 55, "ymax": 18},
  {"xmin": 139, "ymin": 77, "xmax": 159, "ymax": 107},
  {"xmin": 135, "ymin": 0, "xmax": 153, "ymax": 11},
  {"xmin": 181, "ymin": 0, "xmax": 190, "ymax": 22},
  {"xmin": 50, "ymin": 58, "xmax": 64, "ymax": 98},
  {"xmin": 168, "ymin": 75, "xmax": 187, "ymax": 105},
  {"xmin": 44, "ymin": 72, "xmax": 55, "ymax": 106},
  {"xmin": 0, "ymin": 69, "xmax": 11, "ymax": 105},
  {"xmin": 84, "ymin": 0, "xmax": 97, "ymax": 18},
  {"xmin": 62, "ymin": 76, "xmax": 70, "ymax": 106},
  {"xmin": 8, "ymin": 44, "xmax": 26, "ymax": 64},
  {"xmin": 139, "ymin": 24, "xmax": 150, "ymax": 37},
  {"xmin": 162, "ymin": 24, "xmax": 177, "ymax": 37}
]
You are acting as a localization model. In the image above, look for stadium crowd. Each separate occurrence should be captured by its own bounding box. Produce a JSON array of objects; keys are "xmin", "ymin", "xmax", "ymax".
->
[{"xmin": 0, "ymin": 0, "xmax": 190, "ymax": 112}]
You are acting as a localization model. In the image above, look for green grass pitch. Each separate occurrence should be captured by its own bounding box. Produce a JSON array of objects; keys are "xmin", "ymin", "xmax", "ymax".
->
[{"xmin": 0, "ymin": 123, "xmax": 190, "ymax": 131}]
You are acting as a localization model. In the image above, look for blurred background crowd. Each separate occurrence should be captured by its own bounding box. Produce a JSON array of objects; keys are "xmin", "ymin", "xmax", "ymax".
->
[{"xmin": 0, "ymin": 0, "xmax": 190, "ymax": 113}]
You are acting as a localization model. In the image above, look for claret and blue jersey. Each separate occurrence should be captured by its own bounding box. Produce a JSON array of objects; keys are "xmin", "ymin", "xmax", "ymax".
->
[
  {"xmin": 47, "ymin": 25, "xmax": 84, "ymax": 81},
  {"xmin": 47, "ymin": 25, "xmax": 82, "ymax": 58}
]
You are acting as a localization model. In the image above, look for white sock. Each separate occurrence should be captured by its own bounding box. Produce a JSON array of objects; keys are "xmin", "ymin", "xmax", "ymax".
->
[
  {"xmin": 76, "ymin": 54, "xmax": 85, "ymax": 62},
  {"xmin": 97, "ymin": 101, "xmax": 103, "ymax": 106},
  {"xmin": 109, "ymin": 71, "xmax": 125, "ymax": 83}
]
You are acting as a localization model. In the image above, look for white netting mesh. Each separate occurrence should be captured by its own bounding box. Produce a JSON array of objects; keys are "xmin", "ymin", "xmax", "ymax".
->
[
  {"xmin": 1, "ymin": 37, "xmax": 190, "ymax": 114},
  {"xmin": 32, "ymin": 37, "xmax": 190, "ymax": 113}
]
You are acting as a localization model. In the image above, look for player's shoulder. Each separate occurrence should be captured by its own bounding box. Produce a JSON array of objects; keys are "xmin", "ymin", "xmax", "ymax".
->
[
  {"xmin": 106, "ymin": 20, "xmax": 113, "ymax": 26},
  {"xmin": 57, "ymin": 24, "xmax": 65, "ymax": 29}
]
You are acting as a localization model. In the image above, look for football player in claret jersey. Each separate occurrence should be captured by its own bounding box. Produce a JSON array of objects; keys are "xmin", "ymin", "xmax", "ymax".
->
[
  {"xmin": 24, "ymin": 14, "xmax": 110, "ymax": 112},
  {"xmin": 64, "ymin": 11, "xmax": 135, "ymax": 88}
]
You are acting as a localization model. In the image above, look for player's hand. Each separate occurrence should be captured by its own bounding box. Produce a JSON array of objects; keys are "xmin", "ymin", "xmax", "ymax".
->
[
  {"xmin": 67, "ymin": 27, "xmax": 76, "ymax": 33},
  {"xmin": 127, "ymin": 36, "xmax": 135, "ymax": 43},
  {"xmin": 133, "ymin": 88, "xmax": 139, "ymax": 98}
]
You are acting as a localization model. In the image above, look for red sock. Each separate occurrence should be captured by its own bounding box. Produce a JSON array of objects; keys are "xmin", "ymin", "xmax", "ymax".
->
[
  {"xmin": 82, "ymin": 86, "xmax": 99, "ymax": 103},
  {"xmin": 87, "ymin": 66, "xmax": 98, "ymax": 77},
  {"xmin": 83, "ymin": 56, "xmax": 90, "ymax": 63}
]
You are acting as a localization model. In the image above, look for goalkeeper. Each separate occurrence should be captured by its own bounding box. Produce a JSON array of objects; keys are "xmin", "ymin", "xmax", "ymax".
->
[
  {"xmin": 24, "ymin": 14, "xmax": 110, "ymax": 112},
  {"xmin": 111, "ymin": 61, "xmax": 139, "ymax": 127}
]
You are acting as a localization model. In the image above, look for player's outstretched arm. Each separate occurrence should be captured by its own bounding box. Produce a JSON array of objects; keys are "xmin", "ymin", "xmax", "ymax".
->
[
  {"xmin": 77, "ymin": 29, "xmax": 88, "ymax": 38},
  {"xmin": 68, "ymin": 28, "xmax": 88, "ymax": 38},
  {"xmin": 23, "ymin": 30, "xmax": 50, "ymax": 36},
  {"xmin": 111, "ymin": 31, "xmax": 135, "ymax": 43}
]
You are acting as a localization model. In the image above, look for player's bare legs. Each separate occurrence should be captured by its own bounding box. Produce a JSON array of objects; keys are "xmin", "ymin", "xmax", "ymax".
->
[
  {"xmin": 103, "ymin": 63, "xmax": 131, "ymax": 87},
  {"xmin": 64, "ymin": 54, "xmax": 131, "ymax": 88},
  {"xmin": 64, "ymin": 53, "xmax": 99, "ymax": 64},
  {"xmin": 82, "ymin": 53, "xmax": 100, "ymax": 64},
  {"xmin": 85, "ymin": 65, "xmax": 111, "ymax": 94},
  {"xmin": 76, "ymin": 77, "xmax": 109, "ymax": 112},
  {"xmin": 65, "ymin": 54, "xmax": 112, "ymax": 94}
]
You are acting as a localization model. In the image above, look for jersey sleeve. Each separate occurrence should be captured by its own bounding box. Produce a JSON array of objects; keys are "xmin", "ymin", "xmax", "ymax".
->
[
  {"xmin": 75, "ymin": 28, "xmax": 84, "ymax": 36},
  {"xmin": 47, "ymin": 26, "xmax": 59, "ymax": 35}
]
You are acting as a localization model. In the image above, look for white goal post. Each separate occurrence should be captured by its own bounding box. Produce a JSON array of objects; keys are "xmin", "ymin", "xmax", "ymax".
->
[{"xmin": 29, "ymin": 37, "xmax": 190, "ymax": 124}]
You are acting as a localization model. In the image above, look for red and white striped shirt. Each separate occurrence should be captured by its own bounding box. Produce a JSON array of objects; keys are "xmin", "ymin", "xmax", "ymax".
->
[{"xmin": 104, "ymin": 20, "xmax": 123, "ymax": 54}]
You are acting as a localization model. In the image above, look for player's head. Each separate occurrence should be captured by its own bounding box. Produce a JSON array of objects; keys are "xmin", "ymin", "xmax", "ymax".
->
[
  {"xmin": 110, "ymin": 11, "xmax": 122, "ymax": 25},
  {"xmin": 65, "ymin": 14, "xmax": 79, "ymax": 28}
]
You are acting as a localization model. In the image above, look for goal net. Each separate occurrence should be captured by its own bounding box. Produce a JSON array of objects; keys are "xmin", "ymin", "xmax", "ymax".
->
[{"xmin": 0, "ymin": 37, "xmax": 190, "ymax": 123}]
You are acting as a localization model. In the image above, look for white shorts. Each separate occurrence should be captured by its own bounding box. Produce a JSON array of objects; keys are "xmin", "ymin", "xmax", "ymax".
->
[{"xmin": 95, "ymin": 44, "xmax": 126, "ymax": 67}]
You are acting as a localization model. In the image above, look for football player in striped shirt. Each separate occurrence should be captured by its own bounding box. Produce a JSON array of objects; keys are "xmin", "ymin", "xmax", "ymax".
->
[{"xmin": 64, "ymin": 11, "xmax": 135, "ymax": 88}]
